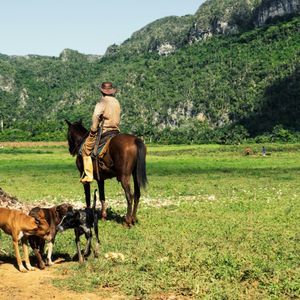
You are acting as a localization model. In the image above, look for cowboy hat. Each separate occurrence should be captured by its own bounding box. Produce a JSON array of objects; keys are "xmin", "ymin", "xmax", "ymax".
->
[{"xmin": 100, "ymin": 82, "xmax": 117, "ymax": 95}]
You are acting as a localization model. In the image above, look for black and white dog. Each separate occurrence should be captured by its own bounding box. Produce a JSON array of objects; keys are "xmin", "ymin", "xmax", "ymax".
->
[{"xmin": 57, "ymin": 190, "xmax": 100, "ymax": 263}]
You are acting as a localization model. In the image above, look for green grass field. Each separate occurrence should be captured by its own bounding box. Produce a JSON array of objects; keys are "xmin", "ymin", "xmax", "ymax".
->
[{"xmin": 0, "ymin": 143, "xmax": 299, "ymax": 299}]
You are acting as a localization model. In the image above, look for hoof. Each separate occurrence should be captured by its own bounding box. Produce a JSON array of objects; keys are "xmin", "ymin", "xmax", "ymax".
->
[{"xmin": 124, "ymin": 216, "xmax": 134, "ymax": 227}]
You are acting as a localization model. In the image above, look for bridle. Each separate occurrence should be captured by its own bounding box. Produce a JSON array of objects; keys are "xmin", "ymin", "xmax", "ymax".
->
[{"xmin": 69, "ymin": 130, "xmax": 89, "ymax": 156}]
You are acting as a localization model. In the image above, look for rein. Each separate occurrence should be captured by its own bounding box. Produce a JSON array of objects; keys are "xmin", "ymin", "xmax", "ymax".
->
[{"xmin": 70, "ymin": 132, "xmax": 89, "ymax": 156}]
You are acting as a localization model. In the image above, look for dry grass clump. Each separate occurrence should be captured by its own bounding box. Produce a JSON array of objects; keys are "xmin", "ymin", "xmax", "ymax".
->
[{"xmin": 0, "ymin": 187, "xmax": 28, "ymax": 212}]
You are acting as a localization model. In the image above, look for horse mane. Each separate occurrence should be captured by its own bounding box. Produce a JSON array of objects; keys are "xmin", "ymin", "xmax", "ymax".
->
[{"xmin": 67, "ymin": 120, "xmax": 89, "ymax": 156}]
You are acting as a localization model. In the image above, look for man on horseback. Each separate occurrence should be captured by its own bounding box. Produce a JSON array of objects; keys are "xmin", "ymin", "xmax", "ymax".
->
[{"xmin": 80, "ymin": 82, "xmax": 121, "ymax": 183}]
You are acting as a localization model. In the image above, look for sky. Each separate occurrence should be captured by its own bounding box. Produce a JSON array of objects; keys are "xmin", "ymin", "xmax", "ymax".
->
[{"xmin": 0, "ymin": 0, "xmax": 205, "ymax": 57}]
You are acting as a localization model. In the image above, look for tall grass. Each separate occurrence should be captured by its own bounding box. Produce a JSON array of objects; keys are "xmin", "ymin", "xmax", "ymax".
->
[{"xmin": 0, "ymin": 143, "xmax": 299, "ymax": 299}]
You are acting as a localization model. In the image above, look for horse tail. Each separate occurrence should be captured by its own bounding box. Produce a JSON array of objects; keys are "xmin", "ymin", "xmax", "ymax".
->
[{"xmin": 135, "ymin": 138, "xmax": 148, "ymax": 189}]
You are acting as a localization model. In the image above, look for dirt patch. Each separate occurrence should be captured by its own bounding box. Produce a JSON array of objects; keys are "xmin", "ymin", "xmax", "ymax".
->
[
  {"xmin": 0, "ymin": 141, "xmax": 67, "ymax": 148},
  {"xmin": 0, "ymin": 261, "xmax": 123, "ymax": 300}
]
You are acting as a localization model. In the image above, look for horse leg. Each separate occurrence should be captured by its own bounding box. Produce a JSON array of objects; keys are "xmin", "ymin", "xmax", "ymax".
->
[
  {"xmin": 97, "ymin": 179, "xmax": 106, "ymax": 220},
  {"xmin": 132, "ymin": 172, "xmax": 141, "ymax": 224},
  {"xmin": 121, "ymin": 176, "xmax": 134, "ymax": 226},
  {"xmin": 84, "ymin": 183, "xmax": 91, "ymax": 208}
]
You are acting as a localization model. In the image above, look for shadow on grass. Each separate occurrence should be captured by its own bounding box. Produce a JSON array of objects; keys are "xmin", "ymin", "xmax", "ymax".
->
[
  {"xmin": 105, "ymin": 207, "xmax": 125, "ymax": 224},
  {"xmin": 45, "ymin": 252, "xmax": 72, "ymax": 262},
  {"xmin": 30, "ymin": 252, "xmax": 73, "ymax": 269},
  {"xmin": 0, "ymin": 254, "xmax": 70, "ymax": 271}
]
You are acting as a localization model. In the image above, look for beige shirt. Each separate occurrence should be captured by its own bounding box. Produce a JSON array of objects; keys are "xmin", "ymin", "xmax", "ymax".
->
[{"xmin": 91, "ymin": 95, "xmax": 121, "ymax": 133}]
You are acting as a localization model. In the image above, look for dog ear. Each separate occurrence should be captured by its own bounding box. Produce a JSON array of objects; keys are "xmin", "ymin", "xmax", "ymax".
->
[
  {"xmin": 37, "ymin": 210, "xmax": 45, "ymax": 219},
  {"xmin": 56, "ymin": 204, "xmax": 70, "ymax": 217},
  {"xmin": 56, "ymin": 204, "xmax": 64, "ymax": 213}
]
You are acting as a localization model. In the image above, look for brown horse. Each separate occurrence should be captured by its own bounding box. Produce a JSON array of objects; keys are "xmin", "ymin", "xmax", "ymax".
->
[{"xmin": 65, "ymin": 119, "xmax": 147, "ymax": 226}]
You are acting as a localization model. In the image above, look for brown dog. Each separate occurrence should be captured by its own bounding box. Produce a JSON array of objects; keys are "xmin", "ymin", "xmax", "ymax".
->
[
  {"xmin": 0, "ymin": 207, "xmax": 50, "ymax": 272},
  {"xmin": 28, "ymin": 203, "xmax": 72, "ymax": 269}
]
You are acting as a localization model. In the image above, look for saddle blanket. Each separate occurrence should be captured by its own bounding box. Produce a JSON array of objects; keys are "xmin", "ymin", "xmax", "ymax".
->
[{"xmin": 78, "ymin": 130, "xmax": 119, "ymax": 158}]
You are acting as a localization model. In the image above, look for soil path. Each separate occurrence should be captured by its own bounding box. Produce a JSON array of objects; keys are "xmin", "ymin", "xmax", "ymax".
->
[
  {"xmin": 0, "ymin": 189, "xmax": 124, "ymax": 299},
  {"xmin": 0, "ymin": 260, "xmax": 122, "ymax": 300}
]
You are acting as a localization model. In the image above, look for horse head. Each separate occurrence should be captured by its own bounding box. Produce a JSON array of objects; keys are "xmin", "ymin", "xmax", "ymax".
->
[{"xmin": 65, "ymin": 119, "xmax": 88, "ymax": 156}]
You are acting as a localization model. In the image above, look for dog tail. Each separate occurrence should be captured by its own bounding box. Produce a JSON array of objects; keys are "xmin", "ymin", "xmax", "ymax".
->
[
  {"xmin": 93, "ymin": 189, "xmax": 100, "ymax": 249},
  {"xmin": 93, "ymin": 189, "xmax": 97, "ymax": 210}
]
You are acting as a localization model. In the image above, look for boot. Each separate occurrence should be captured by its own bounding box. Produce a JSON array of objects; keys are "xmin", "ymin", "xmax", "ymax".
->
[{"xmin": 80, "ymin": 156, "xmax": 94, "ymax": 183}]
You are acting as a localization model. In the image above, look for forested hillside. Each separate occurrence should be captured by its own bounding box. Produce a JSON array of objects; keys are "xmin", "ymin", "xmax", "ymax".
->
[{"xmin": 0, "ymin": 0, "xmax": 299, "ymax": 143}]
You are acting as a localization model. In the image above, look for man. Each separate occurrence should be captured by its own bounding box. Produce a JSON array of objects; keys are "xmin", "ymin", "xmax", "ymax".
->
[{"xmin": 80, "ymin": 82, "xmax": 121, "ymax": 183}]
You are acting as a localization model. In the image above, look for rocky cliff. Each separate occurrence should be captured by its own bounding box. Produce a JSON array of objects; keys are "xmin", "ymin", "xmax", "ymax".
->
[
  {"xmin": 110, "ymin": 0, "xmax": 300, "ymax": 55},
  {"xmin": 188, "ymin": 0, "xmax": 300, "ymax": 43},
  {"xmin": 253, "ymin": 0, "xmax": 300, "ymax": 26}
]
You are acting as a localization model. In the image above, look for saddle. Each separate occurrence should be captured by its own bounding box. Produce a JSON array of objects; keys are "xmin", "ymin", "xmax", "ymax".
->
[{"xmin": 92, "ymin": 130, "xmax": 119, "ymax": 171}]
